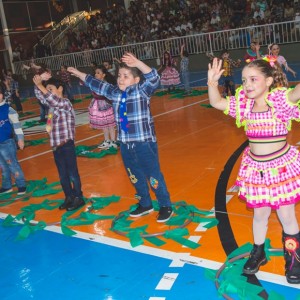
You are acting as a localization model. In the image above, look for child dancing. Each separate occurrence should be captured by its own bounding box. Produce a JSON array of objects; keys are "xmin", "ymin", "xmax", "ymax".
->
[
  {"xmin": 208, "ymin": 57, "xmax": 300, "ymax": 284},
  {"xmin": 88, "ymin": 65, "xmax": 117, "ymax": 149}
]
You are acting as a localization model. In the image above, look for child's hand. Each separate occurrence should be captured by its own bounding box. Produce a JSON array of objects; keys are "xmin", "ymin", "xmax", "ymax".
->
[
  {"xmin": 33, "ymin": 75, "xmax": 43, "ymax": 86},
  {"xmin": 121, "ymin": 52, "xmax": 139, "ymax": 67},
  {"xmin": 18, "ymin": 140, "xmax": 24, "ymax": 150},
  {"xmin": 208, "ymin": 58, "xmax": 224, "ymax": 82},
  {"xmin": 67, "ymin": 67, "xmax": 80, "ymax": 77},
  {"xmin": 40, "ymin": 71, "xmax": 51, "ymax": 81}
]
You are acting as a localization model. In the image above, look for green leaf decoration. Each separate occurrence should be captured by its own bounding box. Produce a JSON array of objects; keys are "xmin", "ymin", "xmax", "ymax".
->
[
  {"xmin": 201, "ymin": 103, "xmax": 213, "ymax": 108},
  {"xmin": 268, "ymin": 291, "xmax": 286, "ymax": 300},
  {"xmin": 23, "ymin": 120, "xmax": 44, "ymax": 128},
  {"xmin": 76, "ymin": 145, "xmax": 117, "ymax": 158},
  {"xmin": 89, "ymin": 195, "xmax": 121, "ymax": 210},
  {"xmin": 144, "ymin": 236, "xmax": 166, "ymax": 246},
  {"xmin": 227, "ymin": 243, "xmax": 252, "ymax": 261},
  {"xmin": 25, "ymin": 138, "xmax": 48, "ymax": 147}
]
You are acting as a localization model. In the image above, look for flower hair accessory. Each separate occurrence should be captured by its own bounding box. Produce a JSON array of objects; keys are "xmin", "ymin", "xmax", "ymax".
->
[{"xmin": 263, "ymin": 55, "xmax": 277, "ymax": 67}]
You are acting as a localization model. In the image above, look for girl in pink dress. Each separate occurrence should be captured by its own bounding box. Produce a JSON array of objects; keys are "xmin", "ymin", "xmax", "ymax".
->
[
  {"xmin": 159, "ymin": 51, "xmax": 180, "ymax": 93},
  {"xmin": 208, "ymin": 57, "xmax": 300, "ymax": 284},
  {"xmin": 268, "ymin": 43, "xmax": 297, "ymax": 78},
  {"xmin": 88, "ymin": 65, "xmax": 117, "ymax": 149}
]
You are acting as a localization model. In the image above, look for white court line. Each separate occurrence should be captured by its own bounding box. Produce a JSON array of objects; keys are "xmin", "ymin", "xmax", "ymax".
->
[
  {"xmin": 155, "ymin": 273, "xmax": 179, "ymax": 290},
  {"xmin": 0, "ymin": 211, "xmax": 298, "ymax": 290},
  {"xmin": 19, "ymin": 97, "xmax": 210, "ymax": 162}
]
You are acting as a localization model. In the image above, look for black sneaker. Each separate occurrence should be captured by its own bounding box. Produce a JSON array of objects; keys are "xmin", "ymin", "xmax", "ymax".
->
[
  {"xmin": 129, "ymin": 204, "xmax": 154, "ymax": 217},
  {"xmin": 157, "ymin": 206, "xmax": 173, "ymax": 223},
  {"xmin": 17, "ymin": 187, "xmax": 26, "ymax": 195},
  {"xmin": 0, "ymin": 187, "xmax": 13, "ymax": 194}
]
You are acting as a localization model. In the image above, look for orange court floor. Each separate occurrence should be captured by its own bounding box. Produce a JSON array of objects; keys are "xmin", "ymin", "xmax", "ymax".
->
[{"xmin": 2, "ymin": 88, "xmax": 300, "ymax": 299}]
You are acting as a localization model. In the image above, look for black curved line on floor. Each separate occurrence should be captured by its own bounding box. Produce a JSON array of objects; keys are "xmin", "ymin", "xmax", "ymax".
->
[{"xmin": 215, "ymin": 140, "xmax": 268, "ymax": 299}]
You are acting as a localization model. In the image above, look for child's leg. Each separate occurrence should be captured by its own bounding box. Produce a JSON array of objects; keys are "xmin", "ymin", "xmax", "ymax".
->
[
  {"xmin": 62, "ymin": 140, "xmax": 83, "ymax": 198},
  {"xmin": 0, "ymin": 150, "xmax": 12, "ymax": 190},
  {"xmin": 253, "ymin": 206, "xmax": 272, "ymax": 244},
  {"xmin": 229, "ymin": 79, "xmax": 236, "ymax": 96},
  {"xmin": 277, "ymin": 204, "xmax": 299, "ymax": 234},
  {"xmin": 53, "ymin": 145, "xmax": 73, "ymax": 198},
  {"xmin": 0, "ymin": 139, "xmax": 26, "ymax": 189},
  {"xmin": 120, "ymin": 143, "xmax": 152, "ymax": 207},
  {"xmin": 243, "ymin": 206, "xmax": 271, "ymax": 274},
  {"xmin": 108, "ymin": 126, "xmax": 116, "ymax": 142},
  {"xmin": 103, "ymin": 127, "xmax": 110, "ymax": 141},
  {"xmin": 277, "ymin": 204, "xmax": 300, "ymax": 284},
  {"xmin": 129, "ymin": 142, "xmax": 171, "ymax": 208},
  {"xmin": 12, "ymin": 93, "xmax": 23, "ymax": 113}
]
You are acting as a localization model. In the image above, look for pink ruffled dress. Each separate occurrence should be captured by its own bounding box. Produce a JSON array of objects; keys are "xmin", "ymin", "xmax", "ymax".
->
[{"xmin": 225, "ymin": 86, "xmax": 300, "ymax": 209}]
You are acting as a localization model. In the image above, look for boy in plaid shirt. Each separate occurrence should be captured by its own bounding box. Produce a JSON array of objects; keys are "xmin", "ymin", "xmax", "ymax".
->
[
  {"xmin": 68, "ymin": 53, "xmax": 173, "ymax": 223},
  {"xmin": 33, "ymin": 74, "xmax": 84, "ymax": 211}
]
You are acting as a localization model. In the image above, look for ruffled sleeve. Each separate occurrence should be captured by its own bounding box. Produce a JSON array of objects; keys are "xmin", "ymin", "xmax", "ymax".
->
[
  {"xmin": 267, "ymin": 88, "xmax": 300, "ymax": 131},
  {"xmin": 224, "ymin": 86, "xmax": 249, "ymax": 128}
]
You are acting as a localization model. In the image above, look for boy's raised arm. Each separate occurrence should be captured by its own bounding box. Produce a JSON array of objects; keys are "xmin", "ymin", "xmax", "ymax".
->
[
  {"xmin": 121, "ymin": 52, "xmax": 151, "ymax": 74},
  {"xmin": 67, "ymin": 67, "xmax": 88, "ymax": 82}
]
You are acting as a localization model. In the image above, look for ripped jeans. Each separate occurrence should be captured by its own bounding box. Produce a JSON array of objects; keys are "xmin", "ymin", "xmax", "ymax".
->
[
  {"xmin": 120, "ymin": 141, "xmax": 171, "ymax": 208},
  {"xmin": 0, "ymin": 138, "xmax": 26, "ymax": 189}
]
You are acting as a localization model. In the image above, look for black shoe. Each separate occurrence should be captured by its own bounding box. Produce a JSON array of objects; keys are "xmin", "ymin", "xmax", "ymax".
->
[
  {"xmin": 243, "ymin": 243, "xmax": 267, "ymax": 274},
  {"xmin": 59, "ymin": 196, "xmax": 73, "ymax": 210},
  {"xmin": 66, "ymin": 196, "xmax": 85, "ymax": 211},
  {"xmin": 17, "ymin": 186, "xmax": 26, "ymax": 195},
  {"xmin": 157, "ymin": 206, "xmax": 173, "ymax": 223},
  {"xmin": 0, "ymin": 187, "xmax": 13, "ymax": 194},
  {"xmin": 283, "ymin": 232, "xmax": 300, "ymax": 284},
  {"xmin": 129, "ymin": 204, "xmax": 154, "ymax": 217}
]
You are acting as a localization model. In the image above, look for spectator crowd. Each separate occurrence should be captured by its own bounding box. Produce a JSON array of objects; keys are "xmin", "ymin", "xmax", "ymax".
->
[{"xmin": 11, "ymin": 0, "xmax": 300, "ymax": 60}]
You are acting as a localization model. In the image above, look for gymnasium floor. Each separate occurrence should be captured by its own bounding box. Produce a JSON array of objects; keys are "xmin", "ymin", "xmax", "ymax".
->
[{"xmin": 2, "ymin": 69, "xmax": 300, "ymax": 300}]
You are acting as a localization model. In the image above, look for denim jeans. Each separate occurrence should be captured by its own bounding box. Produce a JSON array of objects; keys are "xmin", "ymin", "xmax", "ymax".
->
[
  {"xmin": 53, "ymin": 140, "xmax": 83, "ymax": 198},
  {"xmin": 64, "ymin": 84, "xmax": 74, "ymax": 102},
  {"xmin": 39, "ymin": 102, "xmax": 48, "ymax": 121},
  {"xmin": 220, "ymin": 75, "xmax": 235, "ymax": 97},
  {"xmin": 120, "ymin": 141, "xmax": 171, "ymax": 208},
  {"xmin": 181, "ymin": 71, "xmax": 191, "ymax": 93},
  {"xmin": 0, "ymin": 138, "xmax": 26, "ymax": 189},
  {"xmin": 11, "ymin": 93, "xmax": 23, "ymax": 112}
]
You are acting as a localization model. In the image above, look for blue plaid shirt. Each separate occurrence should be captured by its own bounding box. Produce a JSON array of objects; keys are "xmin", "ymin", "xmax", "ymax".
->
[{"xmin": 85, "ymin": 68, "xmax": 160, "ymax": 143}]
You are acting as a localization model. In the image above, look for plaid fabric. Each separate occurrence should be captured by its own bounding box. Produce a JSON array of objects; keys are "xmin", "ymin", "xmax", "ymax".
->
[
  {"xmin": 225, "ymin": 87, "xmax": 300, "ymax": 209},
  {"xmin": 59, "ymin": 71, "xmax": 71, "ymax": 84},
  {"xmin": 34, "ymin": 87, "xmax": 75, "ymax": 147},
  {"xmin": 225, "ymin": 87, "xmax": 300, "ymax": 136},
  {"xmin": 236, "ymin": 145, "xmax": 300, "ymax": 209},
  {"xmin": 85, "ymin": 68, "xmax": 160, "ymax": 143}
]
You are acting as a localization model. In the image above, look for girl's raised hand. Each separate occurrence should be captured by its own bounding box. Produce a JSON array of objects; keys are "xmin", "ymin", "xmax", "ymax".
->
[{"xmin": 208, "ymin": 58, "xmax": 224, "ymax": 82}]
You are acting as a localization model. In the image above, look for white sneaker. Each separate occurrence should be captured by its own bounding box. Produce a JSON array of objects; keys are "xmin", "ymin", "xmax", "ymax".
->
[
  {"xmin": 109, "ymin": 141, "xmax": 118, "ymax": 149},
  {"xmin": 98, "ymin": 140, "xmax": 110, "ymax": 149}
]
